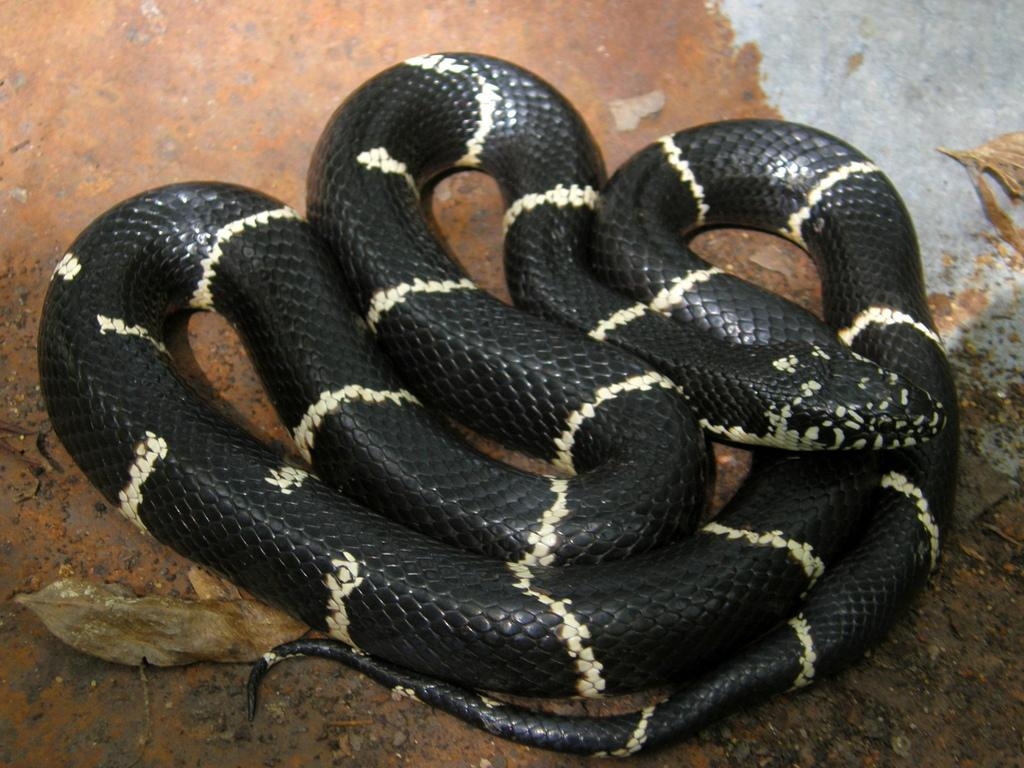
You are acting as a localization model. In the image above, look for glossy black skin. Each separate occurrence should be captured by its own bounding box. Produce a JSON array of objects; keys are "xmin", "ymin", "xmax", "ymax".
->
[{"xmin": 39, "ymin": 53, "xmax": 957, "ymax": 754}]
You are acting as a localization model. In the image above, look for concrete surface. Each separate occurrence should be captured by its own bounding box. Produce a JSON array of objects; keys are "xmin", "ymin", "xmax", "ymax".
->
[
  {"xmin": 2, "ymin": 2, "xmax": 1021, "ymax": 767},
  {"xmin": 721, "ymin": 0, "xmax": 1024, "ymax": 478}
]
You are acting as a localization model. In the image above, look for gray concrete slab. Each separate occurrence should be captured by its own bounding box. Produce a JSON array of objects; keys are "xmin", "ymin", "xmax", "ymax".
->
[{"xmin": 721, "ymin": 0, "xmax": 1023, "ymax": 476}]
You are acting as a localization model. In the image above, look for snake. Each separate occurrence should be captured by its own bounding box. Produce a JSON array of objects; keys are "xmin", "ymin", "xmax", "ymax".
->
[{"xmin": 38, "ymin": 53, "xmax": 958, "ymax": 755}]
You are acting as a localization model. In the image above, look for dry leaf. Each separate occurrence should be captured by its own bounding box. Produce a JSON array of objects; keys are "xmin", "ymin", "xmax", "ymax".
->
[
  {"xmin": 940, "ymin": 132, "xmax": 1024, "ymax": 256},
  {"xmin": 188, "ymin": 566, "xmax": 242, "ymax": 601},
  {"xmin": 16, "ymin": 578, "xmax": 306, "ymax": 666},
  {"xmin": 940, "ymin": 133, "xmax": 1024, "ymax": 197}
]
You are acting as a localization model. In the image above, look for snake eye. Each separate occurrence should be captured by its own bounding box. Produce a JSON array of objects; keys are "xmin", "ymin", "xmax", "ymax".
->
[
  {"xmin": 790, "ymin": 349, "xmax": 945, "ymax": 450},
  {"xmin": 714, "ymin": 341, "xmax": 945, "ymax": 452}
]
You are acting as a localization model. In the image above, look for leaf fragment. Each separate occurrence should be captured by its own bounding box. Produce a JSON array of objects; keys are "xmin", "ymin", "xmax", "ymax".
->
[
  {"xmin": 16, "ymin": 578, "xmax": 306, "ymax": 666},
  {"xmin": 940, "ymin": 132, "xmax": 1024, "ymax": 256}
]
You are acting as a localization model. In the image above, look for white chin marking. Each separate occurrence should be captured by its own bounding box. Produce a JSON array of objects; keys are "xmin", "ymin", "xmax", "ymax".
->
[{"xmin": 773, "ymin": 354, "xmax": 799, "ymax": 374}]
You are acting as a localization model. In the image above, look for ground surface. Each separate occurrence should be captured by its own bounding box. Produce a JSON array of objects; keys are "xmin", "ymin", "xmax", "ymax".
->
[{"xmin": 2, "ymin": 2, "xmax": 1021, "ymax": 767}]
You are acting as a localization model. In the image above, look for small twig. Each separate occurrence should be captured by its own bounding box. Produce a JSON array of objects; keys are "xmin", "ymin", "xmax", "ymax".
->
[
  {"xmin": 36, "ymin": 428, "xmax": 63, "ymax": 473},
  {"xmin": 981, "ymin": 522, "xmax": 1023, "ymax": 548},
  {"xmin": 125, "ymin": 661, "xmax": 153, "ymax": 768},
  {"xmin": 957, "ymin": 542, "xmax": 987, "ymax": 563},
  {"xmin": 328, "ymin": 718, "xmax": 376, "ymax": 728},
  {"xmin": 0, "ymin": 421, "xmax": 44, "ymax": 470}
]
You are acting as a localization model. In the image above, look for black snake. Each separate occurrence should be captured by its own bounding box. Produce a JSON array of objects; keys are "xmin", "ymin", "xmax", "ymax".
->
[{"xmin": 38, "ymin": 53, "xmax": 958, "ymax": 755}]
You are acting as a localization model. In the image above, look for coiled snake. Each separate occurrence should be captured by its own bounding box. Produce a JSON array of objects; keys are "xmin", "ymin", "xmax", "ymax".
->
[{"xmin": 38, "ymin": 53, "xmax": 958, "ymax": 755}]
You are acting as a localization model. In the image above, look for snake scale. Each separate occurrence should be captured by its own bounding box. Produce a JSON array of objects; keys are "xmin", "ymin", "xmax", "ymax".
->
[{"xmin": 38, "ymin": 53, "xmax": 958, "ymax": 755}]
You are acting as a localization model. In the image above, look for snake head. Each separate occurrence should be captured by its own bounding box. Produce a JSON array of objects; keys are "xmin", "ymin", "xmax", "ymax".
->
[{"xmin": 701, "ymin": 341, "xmax": 946, "ymax": 451}]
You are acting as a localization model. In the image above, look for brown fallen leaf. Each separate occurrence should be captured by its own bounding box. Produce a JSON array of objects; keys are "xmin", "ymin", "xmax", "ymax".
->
[
  {"xmin": 940, "ymin": 132, "xmax": 1024, "ymax": 257},
  {"xmin": 16, "ymin": 578, "xmax": 307, "ymax": 666},
  {"xmin": 188, "ymin": 565, "xmax": 243, "ymax": 601}
]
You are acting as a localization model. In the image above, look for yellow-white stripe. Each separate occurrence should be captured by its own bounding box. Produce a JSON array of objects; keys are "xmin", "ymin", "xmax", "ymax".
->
[
  {"xmin": 588, "ymin": 302, "xmax": 649, "ymax": 341},
  {"xmin": 190, "ymin": 207, "xmax": 300, "ymax": 309},
  {"xmin": 405, "ymin": 53, "xmax": 469, "ymax": 74},
  {"xmin": 53, "ymin": 252, "xmax": 82, "ymax": 281},
  {"xmin": 355, "ymin": 146, "xmax": 417, "ymax": 192},
  {"xmin": 519, "ymin": 477, "xmax": 571, "ymax": 567},
  {"xmin": 881, "ymin": 471, "xmax": 941, "ymax": 571},
  {"xmin": 702, "ymin": 522, "xmax": 825, "ymax": 585},
  {"xmin": 117, "ymin": 431, "xmax": 168, "ymax": 534},
  {"xmin": 503, "ymin": 183, "xmax": 598, "ymax": 232},
  {"xmin": 458, "ymin": 76, "xmax": 502, "ymax": 167},
  {"xmin": 596, "ymin": 704, "xmax": 659, "ymax": 757},
  {"xmin": 838, "ymin": 305, "xmax": 943, "ymax": 349},
  {"xmin": 648, "ymin": 267, "xmax": 724, "ymax": 313},
  {"xmin": 324, "ymin": 552, "xmax": 365, "ymax": 648},
  {"xmin": 659, "ymin": 135, "xmax": 710, "ymax": 226},
  {"xmin": 783, "ymin": 161, "xmax": 880, "ymax": 245},
  {"xmin": 96, "ymin": 314, "xmax": 168, "ymax": 355},
  {"xmin": 265, "ymin": 465, "xmax": 310, "ymax": 495},
  {"xmin": 294, "ymin": 385, "xmax": 422, "ymax": 463},
  {"xmin": 789, "ymin": 614, "xmax": 817, "ymax": 688},
  {"xmin": 587, "ymin": 268, "xmax": 723, "ymax": 341},
  {"xmin": 365, "ymin": 277, "xmax": 478, "ymax": 331},
  {"xmin": 553, "ymin": 372, "xmax": 681, "ymax": 474},
  {"xmin": 507, "ymin": 562, "xmax": 606, "ymax": 697}
]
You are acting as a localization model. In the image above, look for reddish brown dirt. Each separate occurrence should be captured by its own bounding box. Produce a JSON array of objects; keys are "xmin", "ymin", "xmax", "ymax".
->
[{"xmin": 2, "ymin": 2, "xmax": 1021, "ymax": 766}]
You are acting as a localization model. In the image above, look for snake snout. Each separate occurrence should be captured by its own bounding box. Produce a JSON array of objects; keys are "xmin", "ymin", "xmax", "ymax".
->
[
  {"xmin": 800, "ymin": 351, "xmax": 947, "ymax": 451},
  {"xmin": 734, "ymin": 342, "xmax": 946, "ymax": 452},
  {"xmin": 698, "ymin": 342, "xmax": 942, "ymax": 452}
]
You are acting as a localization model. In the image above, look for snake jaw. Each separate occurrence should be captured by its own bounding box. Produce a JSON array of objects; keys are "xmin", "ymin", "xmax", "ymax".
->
[
  {"xmin": 770, "ymin": 349, "xmax": 946, "ymax": 451},
  {"xmin": 695, "ymin": 341, "xmax": 944, "ymax": 452}
]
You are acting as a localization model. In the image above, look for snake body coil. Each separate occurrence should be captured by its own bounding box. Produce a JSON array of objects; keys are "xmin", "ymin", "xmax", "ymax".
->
[{"xmin": 38, "ymin": 53, "xmax": 957, "ymax": 755}]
